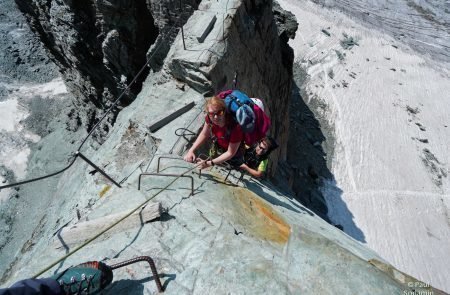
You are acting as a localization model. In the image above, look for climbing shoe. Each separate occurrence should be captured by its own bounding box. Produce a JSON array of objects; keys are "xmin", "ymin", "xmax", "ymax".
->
[{"xmin": 50, "ymin": 261, "xmax": 113, "ymax": 295}]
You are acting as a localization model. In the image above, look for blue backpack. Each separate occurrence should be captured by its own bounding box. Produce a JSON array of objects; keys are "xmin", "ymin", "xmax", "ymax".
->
[{"xmin": 220, "ymin": 90, "xmax": 256, "ymax": 133}]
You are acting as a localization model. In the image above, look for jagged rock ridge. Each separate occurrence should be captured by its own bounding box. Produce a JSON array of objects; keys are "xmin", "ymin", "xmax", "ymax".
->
[
  {"xmin": 1, "ymin": 0, "xmax": 443, "ymax": 294},
  {"xmin": 14, "ymin": 0, "xmax": 161, "ymax": 141}
]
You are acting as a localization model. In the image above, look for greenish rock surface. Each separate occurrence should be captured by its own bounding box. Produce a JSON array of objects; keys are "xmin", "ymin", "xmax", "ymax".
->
[{"xmin": 1, "ymin": 0, "xmax": 442, "ymax": 294}]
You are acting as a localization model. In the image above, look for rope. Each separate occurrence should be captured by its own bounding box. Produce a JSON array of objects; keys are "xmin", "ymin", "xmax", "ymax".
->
[
  {"xmin": 32, "ymin": 161, "xmax": 204, "ymax": 279},
  {"xmin": 9, "ymin": 0, "xmax": 235, "ymax": 278},
  {"xmin": 0, "ymin": 23, "xmax": 180, "ymax": 191},
  {"xmin": 77, "ymin": 24, "xmax": 180, "ymax": 151},
  {"xmin": 0, "ymin": 154, "xmax": 78, "ymax": 190},
  {"xmin": 1, "ymin": 0, "xmax": 242, "ymax": 192}
]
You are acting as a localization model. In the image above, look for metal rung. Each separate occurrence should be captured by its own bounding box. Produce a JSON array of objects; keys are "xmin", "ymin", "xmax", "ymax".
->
[
  {"xmin": 224, "ymin": 168, "xmax": 245, "ymax": 185},
  {"xmin": 138, "ymin": 173, "xmax": 194, "ymax": 196},
  {"xmin": 157, "ymin": 156, "xmax": 187, "ymax": 173},
  {"xmin": 110, "ymin": 256, "xmax": 163, "ymax": 292}
]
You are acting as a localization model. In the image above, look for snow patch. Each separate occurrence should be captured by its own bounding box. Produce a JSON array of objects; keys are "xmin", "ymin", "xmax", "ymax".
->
[
  {"xmin": 0, "ymin": 176, "xmax": 11, "ymax": 203},
  {"xmin": 0, "ymin": 78, "xmax": 66, "ymax": 180},
  {"xmin": 278, "ymin": 0, "xmax": 450, "ymax": 291},
  {"xmin": 0, "ymin": 98, "xmax": 28, "ymax": 132},
  {"xmin": 16, "ymin": 77, "xmax": 68, "ymax": 99},
  {"xmin": 0, "ymin": 147, "xmax": 30, "ymax": 180},
  {"xmin": 7, "ymin": 28, "xmax": 27, "ymax": 39}
]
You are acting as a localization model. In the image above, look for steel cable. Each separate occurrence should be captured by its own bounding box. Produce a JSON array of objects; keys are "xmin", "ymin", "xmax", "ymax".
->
[
  {"xmin": 0, "ymin": 23, "xmax": 180, "ymax": 191},
  {"xmin": 0, "ymin": 154, "xmax": 78, "ymax": 190},
  {"xmin": 32, "ymin": 161, "xmax": 204, "ymax": 279}
]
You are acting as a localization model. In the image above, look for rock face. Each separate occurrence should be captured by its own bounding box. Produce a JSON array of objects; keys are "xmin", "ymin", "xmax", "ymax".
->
[
  {"xmin": 168, "ymin": 0, "xmax": 297, "ymax": 174},
  {"xmin": 14, "ymin": 0, "xmax": 159, "ymax": 141},
  {"xmin": 146, "ymin": 0, "xmax": 201, "ymax": 71},
  {"xmin": 0, "ymin": 0, "xmax": 78, "ymax": 282},
  {"xmin": 15, "ymin": 0, "xmax": 296, "ymax": 168},
  {"xmin": 1, "ymin": 0, "xmax": 443, "ymax": 293}
]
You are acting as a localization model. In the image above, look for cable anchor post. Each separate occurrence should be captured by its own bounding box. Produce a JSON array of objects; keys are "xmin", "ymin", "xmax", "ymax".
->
[
  {"xmin": 180, "ymin": 0, "xmax": 186, "ymax": 50},
  {"xmin": 76, "ymin": 151, "xmax": 122, "ymax": 188}
]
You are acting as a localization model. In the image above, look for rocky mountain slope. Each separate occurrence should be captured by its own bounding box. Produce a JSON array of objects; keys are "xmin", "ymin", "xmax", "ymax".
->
[
  {"xmin": 1, "ymin": 0, "xmax": 446, "ymax": 293},
  {"xmin": 279, "ymin": 0, "xmax": 450, "ymax": 292}
]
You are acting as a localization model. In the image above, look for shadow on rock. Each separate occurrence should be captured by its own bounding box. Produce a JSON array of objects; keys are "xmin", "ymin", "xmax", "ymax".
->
[
  {"xmin": 105, "ymin": 273, "xmax": 176, "ymax": 294},
  {"xmin": 273, "ymin": 66, "xmax": 366, "ymax": 243},
  {"xmin": 320, "ymin": 179, "xmax": 365, "ymax": 242},
  {"xmin": 244, "ymin": 178, "xmax": 309, "ymax": 215}
]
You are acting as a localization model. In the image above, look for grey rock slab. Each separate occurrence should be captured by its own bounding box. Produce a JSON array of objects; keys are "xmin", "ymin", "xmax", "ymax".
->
[
  {"xmin": 96, "ymin": 168, "xmax": 410, "ymax": 294},
  {"xmin": 1, "ymin": 0, "xmax": 432, "ymax": 293}
]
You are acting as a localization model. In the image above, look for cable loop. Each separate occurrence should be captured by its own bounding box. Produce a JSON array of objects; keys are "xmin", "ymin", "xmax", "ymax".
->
[{"xmin": 175, "ymin": 128, "xmax": 196, "ymax": 137}]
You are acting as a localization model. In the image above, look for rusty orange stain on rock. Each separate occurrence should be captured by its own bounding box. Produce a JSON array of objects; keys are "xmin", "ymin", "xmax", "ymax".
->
[
  {"xmin": 230, "ymin": 187, "xmax": 291, "ymax": 244},
  {"xmin": 99, "ymin": 185, "xmax": 111, "ymax": 198}
]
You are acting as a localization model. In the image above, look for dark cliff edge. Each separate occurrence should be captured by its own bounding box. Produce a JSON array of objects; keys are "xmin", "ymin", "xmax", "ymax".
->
[
  {"xmin": 15, "ymin": 0, "xmax": 297, "ymax": 173},
  {"xmin": 1, "ymin": 1, "xmax": 443, "ymax": 294},
  {"xmin": 14, "ymin": 0, "xmax": 159, "ymax": 142}
]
